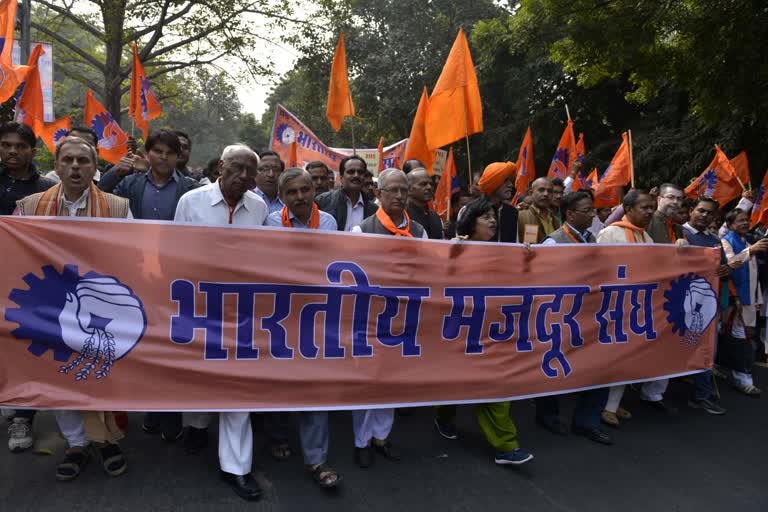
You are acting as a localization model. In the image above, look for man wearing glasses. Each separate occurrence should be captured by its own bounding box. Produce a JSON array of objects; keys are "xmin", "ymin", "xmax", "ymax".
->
[
  {"xmin": 253, "ymin": 150, "xmax": 286, "ymax": 214},
  {"xmin": 647, "ymin": 183, "xmax": 686, "ymax": 244}
]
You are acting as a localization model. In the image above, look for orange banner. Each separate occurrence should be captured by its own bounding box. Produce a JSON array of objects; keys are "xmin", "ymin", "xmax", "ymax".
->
[{"xmin": 0, "ymin": 217, "xmax": 719, "ymax": 411}]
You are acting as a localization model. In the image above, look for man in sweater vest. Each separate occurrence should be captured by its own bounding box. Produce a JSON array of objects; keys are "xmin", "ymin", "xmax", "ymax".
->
[
  {"xmin": 535, "ymin": 191, "xmax": 612, "ymax": 444},
  {"xmin": 681, "ymin": 197, "xmax": 729, "ymax": 415},
  {"xmin": 349, "ymin": 168, "xmax": 424, "ymax": 469},
  {"xmin": 518, "ymin": 177, "xmax": 561, "ymax": 243},
  {"xmin": 14, "ymin": 137, "xmax": 131, "ymax": 481}
]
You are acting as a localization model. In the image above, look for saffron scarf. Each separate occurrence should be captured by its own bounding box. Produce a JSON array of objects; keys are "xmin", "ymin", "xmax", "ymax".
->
[
  {"xmin": 376, "ymin": 208, "xmax": 413, "ymax": 237},
  {"xmin": 34, "ymin": 182, "xmax": 111, "ymax": 217},
  {"xmin": 280, "ymin": 203, "xmax": 320, "ymax": 229},
  {"xmin": 610, "ymin": 216, "xmax": 647, "ymax": 243}
]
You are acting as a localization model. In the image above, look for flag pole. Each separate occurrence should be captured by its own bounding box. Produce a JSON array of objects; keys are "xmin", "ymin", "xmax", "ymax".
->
[
  {"xmin": 628, "ymin": 129, "xmax": 635, "ymax": 188},
  {"xmin": 348, "ymin": 92, "xmax": 356, "ymax": 155},
  {"xmin": 462, "ymin": 87, "xmax": 472, "ymax": 189},
  {"xmin": 565, "ymin": 104, "xmax": 571, "ymax": 121}
]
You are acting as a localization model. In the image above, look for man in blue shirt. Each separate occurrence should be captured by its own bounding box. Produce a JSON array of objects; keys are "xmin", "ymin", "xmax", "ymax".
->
[
  {"xmin": 112, "ymin": 130, "xmax": 198, "ymax": 221},
  {"xmin": 265, "ymin": 168, "xmax": 337, "ymax": 230},
  {"xmin": 254, "ymin": 150, "xmax": 285, "ymax": 214},
  {"xmin": 681, "ymin": 196, "xmax": 729, "ymax": 415}
]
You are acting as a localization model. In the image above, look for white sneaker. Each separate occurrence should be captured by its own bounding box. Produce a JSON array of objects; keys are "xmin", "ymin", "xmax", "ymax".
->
[{"xmin": 8, "ymin": 418, "xmax": 34, "ymax": 452}]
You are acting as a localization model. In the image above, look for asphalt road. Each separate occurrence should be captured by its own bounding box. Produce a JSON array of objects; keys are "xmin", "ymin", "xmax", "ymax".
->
[{"xmin": 2, "ymin": 368, "xmax": 766, "ymax": 512}]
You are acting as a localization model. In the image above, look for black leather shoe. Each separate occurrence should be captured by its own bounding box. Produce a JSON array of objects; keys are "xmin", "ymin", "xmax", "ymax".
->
[
  {"xmin": 354, "ymin": 446, "xmax": 373, "ymax": 468},
  {"xmin": 372, "ymin": 440, "xmax": 401, "ymax": 461},
  {"xmin": 572, "ymin": 426, "xmax": 614, "ymax": 445},
  {"xmin": 643, "ymin": 400, "xmax": 678, "ymax": 415},
  {"xmin": 536, "ymin": 417, "xmax": 568, "ymax": 436},
  {"xmin": 220, "ymin": 471, "xmax": 262, "ymax": 501}
]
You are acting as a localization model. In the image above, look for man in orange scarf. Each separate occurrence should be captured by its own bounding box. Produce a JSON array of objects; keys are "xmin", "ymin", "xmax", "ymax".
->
[
  {"xmin": 348, "ymin": 168, "xmax": 426, "ymax": 469},
  {"xmin": 596, "ymin": 189, "xmax": 655, "ymax": 427},
  {"xmin": 14, "ymin": 137, "xmax": 131, "ymax": 482},
  {"xmin": 263, "ymin": 168, "xmax": 342, "ymax": 489},
  {"xmin": 265, "ymin": 168, "xmax": 337, "ymax": 230},
  {"xmin": 476, "ymin": 161, "xmax": 519, "ymax": 242}
]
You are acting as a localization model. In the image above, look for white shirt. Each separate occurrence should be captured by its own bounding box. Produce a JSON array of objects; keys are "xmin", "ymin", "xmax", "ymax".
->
[
  {"xmin": 60, "ymin": 188, "xmax": 133, "ymax": 218},
  {"xmin": 174, "ymin": 182, "xmax": 268, "ymax": 226},
  {"xmin": 344, "ymin": 193, "xmax": 366, "ymax": 231}
]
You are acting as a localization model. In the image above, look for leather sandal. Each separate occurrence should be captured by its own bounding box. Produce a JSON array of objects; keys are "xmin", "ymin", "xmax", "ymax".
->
[
  {"xmin": 56, "ymin": 446, "xmax": 90, "ymax": 482},
  {"xmin": 307, "ymin": 463, "xmax": 342, "ymax": 489}
]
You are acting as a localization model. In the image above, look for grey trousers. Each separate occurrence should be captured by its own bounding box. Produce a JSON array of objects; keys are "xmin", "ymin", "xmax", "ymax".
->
[{"xmin": 299, "ymin": 411, "xmax": 328, "ymax": 465}]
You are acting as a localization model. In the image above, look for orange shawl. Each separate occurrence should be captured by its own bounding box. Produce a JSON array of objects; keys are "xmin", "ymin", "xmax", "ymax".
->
[
  {"xmin": 280, "ymin": 203, "xmax": 320, "ymax": 229},
  {"xmin": 34, "ymin": 182, "xmax": 111, "ymax": 217},
  {"xmin": 376, "ymin": 208, "xmax": 413, "ymax": 237},
  {"xmin": 610, "ymin": 216, "xmax": 647, "ymax": 243}
]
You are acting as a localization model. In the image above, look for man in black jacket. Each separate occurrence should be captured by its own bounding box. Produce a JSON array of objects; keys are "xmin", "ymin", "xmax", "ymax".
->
[
  {"xmin": 406, "ymin": 167, "xmax": 443, "ymax": 239},
  {"xmin": 0, "ymin": 122, "xmax": 55, "ymax": 215},
  {"xmin": 111, "ymin": 130, "xmax": 198, "ymax": 220},
  {"xmin": 315, "ymin": 155, "xmax": 377, "ymax": 231}
]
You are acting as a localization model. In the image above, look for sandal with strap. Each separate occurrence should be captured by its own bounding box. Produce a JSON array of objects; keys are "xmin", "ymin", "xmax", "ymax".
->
[
  {"xmin": 268, "ymin": 440, "xmax": 292, "ymax": 461},
  {"xmin": 98, "ymin": 443, "xmax": 127, "ymax": 477},
  {"xmin": 56, "ymin": 446, "xmax": 90, "ymax": 482},
  {"xmin": 307, "ymin": 463, "xmax": 342, "ymax": 489}
]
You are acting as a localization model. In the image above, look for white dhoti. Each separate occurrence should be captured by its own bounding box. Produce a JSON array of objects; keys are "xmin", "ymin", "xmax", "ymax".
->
[
  {"xmin": 218, "ymin": 412, "xmax": 252, "ymax": 476},
  {"xmin": 640, "ymin": 379, "xmax": 669, "ymax": 402},
  {"xmin": 352, "ymin": 409, "xmax": 394, "ymax": 448},
  {"xmin": 54, "ymin": 410, "xmax": 88, "ymax": 448}
]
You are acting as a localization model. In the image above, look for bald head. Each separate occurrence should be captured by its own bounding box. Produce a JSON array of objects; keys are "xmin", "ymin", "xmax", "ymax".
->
[
  {"xmin": 530, "ymin": 177, "xmax": 554, "ymax": 210},
  {"xmin": 407, "ymin": 168, "xmax": 434, "ymax": 206},
  {"xmin": 379, "ymin": 168, "xmax": 407, "ymax": 189}
]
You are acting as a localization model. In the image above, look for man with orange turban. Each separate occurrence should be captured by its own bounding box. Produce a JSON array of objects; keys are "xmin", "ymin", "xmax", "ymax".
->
[{"xmin": 475, "ymin": 161, "xmax": 518, "ymax": 242}]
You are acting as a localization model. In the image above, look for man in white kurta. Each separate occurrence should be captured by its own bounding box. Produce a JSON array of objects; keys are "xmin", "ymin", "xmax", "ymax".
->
[{"xmin": 173, "ymin": 144, "xmax": 267, "ymax": 501}]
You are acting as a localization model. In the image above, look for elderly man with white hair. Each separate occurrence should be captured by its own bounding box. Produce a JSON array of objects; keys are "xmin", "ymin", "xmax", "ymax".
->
[
  {"xmin": 347, "ymin": 168, "xmax": 425, "ymax": 470},
  {"xmin": 173, "ymin": 144, "xmax": 267, "ymax": 501}
]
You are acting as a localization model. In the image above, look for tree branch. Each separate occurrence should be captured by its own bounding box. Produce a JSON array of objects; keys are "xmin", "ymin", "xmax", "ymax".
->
[
  {"xmin": 32, "ymin": 0, "xmax": 105, "ymax": 40},
  {"xmin": 30, "ymin": 22, "xmax": 106, "ymax": 72},
  {"xmin": 59, "ymin": 66, "xmax": 101, "ymax": 92}
]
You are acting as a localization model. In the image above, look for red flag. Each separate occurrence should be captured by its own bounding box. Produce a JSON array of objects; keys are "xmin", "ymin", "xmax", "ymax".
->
[
  {"xmin": 684, "ymin": 145, "xmax": 742, "ymax": 206},
  {"xmin": 513, "ymin": 127, "xmax": 535, "ymax": 203},
  {"xmin": 750, "ymin": 168, "xmax": 768, "ymax": 227},
  {"xmin": 84, "ymin": 89, "xmax": 129, "ymax": 165},
  {"xmin": 0, "ymin": 0, "xmax": 29, "ymax": 103},
  {"xmin": 288, "ymin": 140, "xmax": 298, "ymax": 167},
  {"xmin": 14, "ymin": 44, "xmax": 45, "ymax": 134},
  {"xmin": 547, "ymin": 119, "xmax": 577, "ymax": 180},
  {"xmin": 729, "ymin": 151, "xmax": 750, "ymax": 188},
  {"xmin": 129, "ymin": 43, "xmax": 162, "ymax": 140},
  {"xmin": 404, "ymin": 86, "xmax": 435, "ymax": 174},
  {"xmin": 326, "ymin": 32, "xmax": 355, "ymax": 132},
  {"xmin": 594, "ymin": 132, "xmax": 632, "ymax": 197},
  {"xmin": 434, "ymin": 147, "xmax": 459, "ymax": 221},
  {"xmin": 377, "ymin": 137, "xmax": 385, "ymax": 172},
  {"xmin": 425, "ymin": 28, "xmax": 483, "ymax": 150},
  {"xmin": 39, "ymin": 115, "xmax": 71, "ymax": 154}
]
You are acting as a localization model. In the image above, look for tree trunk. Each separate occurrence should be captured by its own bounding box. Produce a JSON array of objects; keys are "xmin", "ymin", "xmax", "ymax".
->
[{"xmin": 102, "ymin": 0, "xmax": 127, "ymax": 123}]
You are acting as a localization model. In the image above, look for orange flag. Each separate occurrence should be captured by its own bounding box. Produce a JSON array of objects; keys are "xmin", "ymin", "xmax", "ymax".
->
[
  {"xmin": 594, "ymin": 132, "xmax": 632, "ymax": 195},
  {"xmin": 129, "ymin": 43, "xmax": 162, "ymax": 140},
  {"xmin": 750, "ymin": 168, "xmax": 768, "ymax": 227},
  {"xmin": 288, "ymin": 140, "xmax": 298, "ymax": 167},
  {"xmin": 84, "ymin": 89, "xmax": 129, "ymax": 165},
  {"xmin": 377, "ymin": 137, "xmax": 385, "ymax": 172},
  {"xmin": 425, "ymin": 28, "xmax": 483, "ymax": 150},
  {"xmin": 326, "ymin": 32, "xmax": 355, "ymax": 132},
  {"xmin": 14, "ymin": 44, "xmax": 45, "ymax": 134},
  {"xmin": 0, "ymin": 0, "xmax": 29, "ymax": 103},
  {"xmin": 433, "ymin": 147, "xmax": 460, "ymax": 221},
  {"xmin": 39, "ymin": 115, "xmax": 71, "ymax": 154},
  {"xmin": 684, "ymin": 145, "xmax": 742, "ymax": 206},
  {"xmin": 729, "ymin": 151, "xmax": 750, "ymax": 188},
  {"xmin": 587, "ymin": 167, "xmax": 622, "ymax": 208},
  {"xmin": 547, "ymin": 119, "xmax": 577, "ymax": 180},
  {"xmin": 513, "ymin": 126, "xmax": 535, "ymax": 203},
  {"xmin": 404, "ymin": 86, "xmax": 435, "ymax": 174}
]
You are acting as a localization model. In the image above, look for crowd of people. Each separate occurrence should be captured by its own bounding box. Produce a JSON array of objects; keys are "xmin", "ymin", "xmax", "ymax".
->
[{"xmin": 0, "ymin": 121, "xmax": 764, "ymax": 501}]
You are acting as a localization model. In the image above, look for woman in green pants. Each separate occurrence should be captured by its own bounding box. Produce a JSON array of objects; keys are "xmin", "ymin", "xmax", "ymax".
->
[{"xmin": 435, "ymin": 196, "xmax": 534, "ymax": 465}]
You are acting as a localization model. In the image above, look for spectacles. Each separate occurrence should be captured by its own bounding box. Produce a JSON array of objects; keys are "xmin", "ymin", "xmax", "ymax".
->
[
  {"xmin": 660, "ymin": 195, "xmax": 684, "ymax": 201},
  {"xmin": 380, "ymin": 186, "xmax": 409, "ymax": 196},
  {"xmin": 257, "ymin": 166, "xmax": 281, "ymax": 175}
]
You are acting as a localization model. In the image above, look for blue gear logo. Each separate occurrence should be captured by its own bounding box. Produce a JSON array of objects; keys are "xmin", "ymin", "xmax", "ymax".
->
[
  {"xmin": 695, "ymin": 169, "xmax": 718, "ymax": 197},
  {"xmin": 663, "ymin": 273, "xmax": 718, "ymax": 347},
  {"xmin": 6, "ymin": 265, "xmax": 147, "ymax": 381},
  {"xmin": 275, "ymin": 123, "xmax": 296, "ymax": 145}
]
